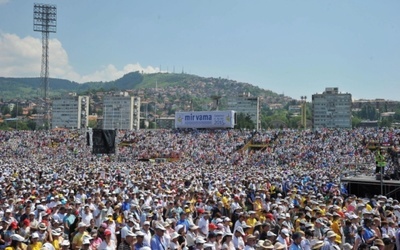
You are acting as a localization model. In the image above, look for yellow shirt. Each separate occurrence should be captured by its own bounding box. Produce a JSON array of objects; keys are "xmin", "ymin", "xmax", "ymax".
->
[
  {"xmin": 29, "ymin": 242, "xmax": 43, "ymax": 250},
  {"xmin": 72, "ymin": 232, "xmax": 89, "ymax": 248},
  {"xmin": 116, "ymin": 214, "xmax": 124, "ymax": 224},
  {"xmin": 246, "ymin": 217, "xmax": 257, "ymax": 234},
  {"xmin": 222, "ymin": 196, "xmax": 230, "ymax": 209},
  {"xmin": 52, "ymin": 239, "xmax": 60, "ymax": 250},
  {"xmin": 331, "ymin": 220, "xmax": 342, "ymax": 244}
]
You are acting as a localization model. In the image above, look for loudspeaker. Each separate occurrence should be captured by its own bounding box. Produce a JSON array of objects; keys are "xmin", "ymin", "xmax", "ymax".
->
[{"xmin": 92, "ymin": 129, "xmax": 116, "ymax": 154}]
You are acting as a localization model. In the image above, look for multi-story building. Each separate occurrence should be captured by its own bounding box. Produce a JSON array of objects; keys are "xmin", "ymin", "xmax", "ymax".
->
[
  {"xmin": 227, "ymin": 92, "xmax": 261, "ymax": 130},
  {"xmin": 52, "ymin": 94, "xmax": 89, "ymax": 129},
  {"xmin": 312, "ymin": 87, "xmax": 352, "ymax": 129},
  {"xmin": 102, "ymin": 92, "xmax": 140, "ymax": 130}
]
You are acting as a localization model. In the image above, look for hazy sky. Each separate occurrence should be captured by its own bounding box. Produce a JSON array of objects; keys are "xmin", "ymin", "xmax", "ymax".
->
[{"xmin": 0, "ymin": 0, "xmax": 399, "ymax": 101}]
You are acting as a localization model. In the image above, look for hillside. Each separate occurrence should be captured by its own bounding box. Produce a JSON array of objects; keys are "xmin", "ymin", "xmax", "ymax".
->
[{"xmin": 0, "ymin": 72, "xmax": 292, "ymax": 107}]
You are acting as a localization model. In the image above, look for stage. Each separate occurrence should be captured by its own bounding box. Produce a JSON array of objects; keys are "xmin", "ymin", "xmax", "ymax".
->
[{"xmin": 341, "ymin": 175, "xmax": 400, "ymax": 199}]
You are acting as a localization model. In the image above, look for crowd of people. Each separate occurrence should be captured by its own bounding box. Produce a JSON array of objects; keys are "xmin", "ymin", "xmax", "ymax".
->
[{"xmin": 0, "ymin": 128, "xmax": 399, "ymax": 250}]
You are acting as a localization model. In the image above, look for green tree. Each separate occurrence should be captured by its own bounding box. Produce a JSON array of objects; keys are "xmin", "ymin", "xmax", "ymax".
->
[
  {"xmin": 11, "ymin": 105, "xmax": 23, "ymax": 118},
  {"xmin": 380, "ymin": 117, "xmax": 393, "ymax": 128},
  {"xmin": 1, "ymin": 105, "xmax": 10, "ymax": 115},
  {"xmin": 235, "ymin": 113, "xmax": 255, "ymax": 129},
  {"xmin": 352, "ymin": 116, "xmax": 362, "ymax": 128},
  {"xmin": 359, "ymin": 105, "xmax": 378, "ymax": 120},
  {"xmin": 288, "ymin": 116, "xmax": 301, "ymax": 128},
  {"xmin": 27, "ymin": 120, "xmax": 37, "ymax": 130}
]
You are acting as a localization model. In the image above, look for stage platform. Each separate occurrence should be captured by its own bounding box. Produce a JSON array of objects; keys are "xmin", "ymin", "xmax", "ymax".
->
[{"xmin": 341, "ymin": 175, "xmax": 400, "ymax": 199}]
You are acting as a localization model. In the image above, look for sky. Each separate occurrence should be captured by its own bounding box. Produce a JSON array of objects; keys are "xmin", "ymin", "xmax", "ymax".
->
[{"xmin": 0, "ymin": 0, "xmax": 399, "ymax": 101}]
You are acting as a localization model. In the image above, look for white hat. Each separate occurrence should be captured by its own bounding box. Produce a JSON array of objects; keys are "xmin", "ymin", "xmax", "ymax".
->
[
  {"xmin": 234, "ymin": 227, "xmax": 245, "ymax": 236},
  {"xmin": 195, "ymin": 237, "xmax": 206, "ymax": 244},
  {"xmin": 11, "ymin": 234, "xmax": 25, "ymax": 242},
  {"xmin": 326, "ymin": 231, "xmax": 337, "ymax": 238},
  {"xmin": 155, "ymin": 224, "xmax": 166, "ymax": 231},
  {"xmin": 175, "ymin": 224, "xmax": 184, "ymax": 232},
  {"xmin": 82, "ymin": 238, "xmax": 91, "ymax": 245},
  {"xmin": 136, "ymin": 231, "xmax": 145, "ymax": 237},
  {"xmin": 38, "ymin": 223, "xmax": 47, "ymax": 231},
  {"xmin": 171, "ymin": 232, "xmax": 179, "ymax": 239},
  {"xmin": 60, "ymin": 240, "xmax": 70, "ymax": 246},
  {"xmin": 31, "ymin": 232, "xmax": 40, "ymax": 239},
  {"xmin": 281, "ymin": 228, "xmax": 290, "ymax": 236},
  {"xmin": 267, "ymin": 231, "xmax": 276, "ymax": 237},
  {"xmin": 51, "ymin": 230, "xmax": 61, "ymax": 236},
  {"xmin": 125, "ymin": 231, "xmax": 136, "ymax": 237},
  {"xmin": 78, "ymin": 222, "xmax": 87, "ymax": 228}
]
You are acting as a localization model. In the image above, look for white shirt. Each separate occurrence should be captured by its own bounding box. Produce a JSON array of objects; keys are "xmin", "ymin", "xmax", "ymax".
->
[
  {"xmin": 198, "ymin": 216, "xmax": 209, "ymax": 237},
  {"xmin": 142, "ymin": 229, "xmax": 152, "ymax": 246},
  {"xmin": 276, "ymin": 235, "xmax": 288, "ymax": 250},
  {"xmin": 81, "ymin": 212, "xmax": 93, "ymax": 225},
  {"xmin": 232, "ymin": 236, "xmax": 245, "ymax": 250},
  {"xmin": 98, "ymin": 239, "xmax": 116, "ymax": 250}
]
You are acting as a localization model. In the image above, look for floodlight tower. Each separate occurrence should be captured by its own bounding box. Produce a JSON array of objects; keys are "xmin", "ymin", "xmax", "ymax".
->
[
  {"xmin": 301, "ymin": 96, "xmax": 307, "ymax": 129},
  {"xmin": 33, "ymin": 3, "xmax": 57, "ymax": 129}
]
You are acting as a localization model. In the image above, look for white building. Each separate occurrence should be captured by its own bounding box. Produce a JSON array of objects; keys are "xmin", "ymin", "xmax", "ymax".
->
[
  {"xmin": 312, "ymin": 87, "xmax": 352, "ymax": 129},
  {"xmin": 103, "ymin": 92, "xmax": 140, "ymax": 130},
  {"xmin": 52, "ymin": 95, "xmax": 89, "ymax": 129},
  {"xmin": 227, "ymin": 92, "xmax": 261, "ymax": 130}
]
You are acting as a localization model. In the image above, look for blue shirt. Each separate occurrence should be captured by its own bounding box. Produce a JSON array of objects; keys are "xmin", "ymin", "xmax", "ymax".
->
[
  {"xmin": 363, "ymin": 226, "xmax": 375, "ymax": 241},
  {"xmin": 176, "ymin": 219, "xmax": 190, "ymax": 232},
  {"xmin": 150, "ymin": 235, "xmax": 166, "ymax": 250},
  {"xmin": 289, "ymin": 243, "xmax": 302, "ymax": 250}
]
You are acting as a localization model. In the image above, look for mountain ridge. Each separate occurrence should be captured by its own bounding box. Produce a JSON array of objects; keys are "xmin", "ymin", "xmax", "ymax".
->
[{"xmin": 0, "ymin": 72, "xmax": 292, "ymax": 106}]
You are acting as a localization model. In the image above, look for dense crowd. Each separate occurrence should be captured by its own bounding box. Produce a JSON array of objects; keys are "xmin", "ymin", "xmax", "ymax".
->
[{"xmin": 0, "ymin": 128, "xmax": 399, "ymax": 250}]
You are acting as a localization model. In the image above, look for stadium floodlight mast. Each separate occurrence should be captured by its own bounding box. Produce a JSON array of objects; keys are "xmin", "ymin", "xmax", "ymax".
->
[{"xmin": 33, "ymin": 3, "xmax": 57, "ymax": 129}]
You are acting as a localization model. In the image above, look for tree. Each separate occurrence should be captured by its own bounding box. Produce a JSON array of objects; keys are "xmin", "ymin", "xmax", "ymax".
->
[
  {"xmin": 352, "ymin": 116, "xmax": 362, "ymax": 128},
  {"xmin": 235, "ymin": 113, "xmax": 255, "ymax": 129},
  {"xmin": 1, "ymin": 105, "xmax": 10, "ymax": 115},
  {"xmin": 380, "ymin": 117, "xmax": 393, "ymax": 128},
  {"xmin": 358, "ymin": 105, "xmax": 378, "ymax": 120},
  {"xmin": 11, "ymin": 105, "xmax": 23, "ymax": 118},
  {"xmin": 27, "ymin": 120, "xmax": 37, "ymax": 130}
]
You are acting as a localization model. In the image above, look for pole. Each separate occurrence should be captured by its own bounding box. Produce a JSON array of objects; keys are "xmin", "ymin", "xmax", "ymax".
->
[
  {"xmin": 155, "ymin": 81, "xmax": 157, "ymax": 129},
  {"xmin": 16, "ymin": 102, "xmax": 18, "ymax": 130},
  {"xmin": 112, "ymin": 104, "xmax": 115, "ymax": 130},
  {"xmin": 381, "ymin": 162, "xmax": 384, "ymax": 195}
]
